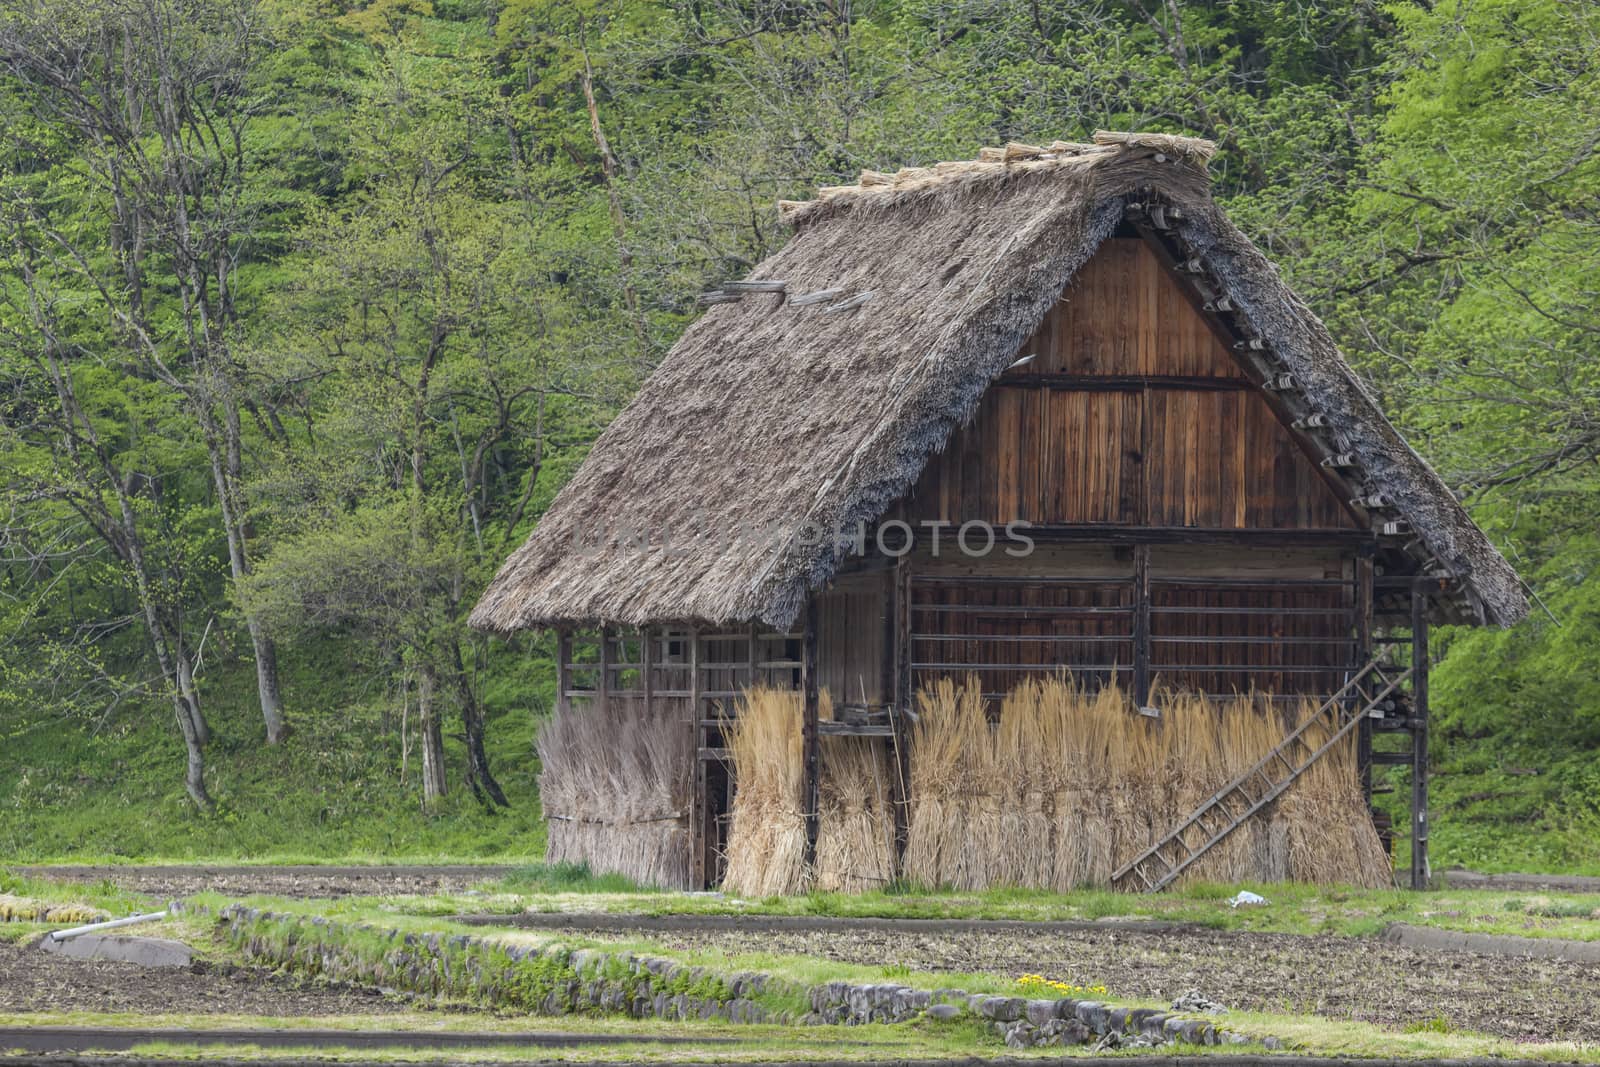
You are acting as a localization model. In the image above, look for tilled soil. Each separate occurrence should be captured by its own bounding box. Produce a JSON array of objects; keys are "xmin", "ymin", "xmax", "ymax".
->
[
  {"xmin": 545, "ymin": 920, "xmax": 1599, "ymax": 1043},
  {"xmin": 16, "ymin": 865, "xmax": 514, "ymax": 901},
  {"xmin": 0, "ymin": 939, "xmax": 406, "ymax": 1017}
]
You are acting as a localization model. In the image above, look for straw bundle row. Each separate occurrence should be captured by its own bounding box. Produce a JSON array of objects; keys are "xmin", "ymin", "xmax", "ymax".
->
[
  {"xmin": 904, "ymin": 676, "xmax": 1390, "ymax": 891},
  {"xmin": 536, "ymin": 695, "xmax": 693, "ymax": 889},
  {"xmin": 721, "ymin": 687, "xmax": 896, "ymax": 896}
]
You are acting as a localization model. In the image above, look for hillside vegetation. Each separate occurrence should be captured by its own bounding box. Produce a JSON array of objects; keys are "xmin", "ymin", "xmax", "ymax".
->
[{"xmin": 1, "ymin": 0, "xmax": 1597, "ymax": 871}]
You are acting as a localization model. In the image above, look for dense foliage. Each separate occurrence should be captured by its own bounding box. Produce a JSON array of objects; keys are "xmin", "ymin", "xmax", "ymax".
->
[{"xmin": 1, "ymin": 0, "xmax": 1596, "ymax": 867}]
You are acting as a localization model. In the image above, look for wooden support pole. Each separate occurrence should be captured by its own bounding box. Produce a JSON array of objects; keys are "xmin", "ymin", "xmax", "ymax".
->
[
  {"xmin": 895, "ymin": 561, "xmax": 912, "ymax": 710},
  {"xmin": 883, "ymin": 563, "xmax": 909, "ymax": 868},
  {"xmin": 1133, "ymin": 544, "xmax": 1151, "ymax": 706},
  {"xmin": 641, "ymin": 625, "xmax": 654, "ymax": 719},
  {"xmin": 597, "ymin": 625, "xmax": 612, "ymax": 712},
  {"xmin": 556, "ymin": 628, "xmax": 571, "ymax": 717},
  {"xmin": 801, "ymin": 597, "xmax": 820, "ymax": 873},
  {"xmin": 1410, "ymin": 581, "xmax": 1430, "ymax": 890},
  {"xmin": 688, "ymin": 626, "xmax": 705, "ymax": 890},
  {"xmin": 1355, "ymin": 555, "xmax": 1374, "ymax": 804},
  {"xmin": 747, "ymin": 622, "xmax": 758, "ymax": 694},
  {"xmin": 880, "ymin": 566, "xmax": 897, "ymax": 710}
]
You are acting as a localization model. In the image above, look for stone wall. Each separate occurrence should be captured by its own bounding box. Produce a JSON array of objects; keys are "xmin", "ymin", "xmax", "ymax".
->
[
  {"xmin": 195, "ymin": 903, "xmax": 1283, "ymax": 1050},
  {"xmin": 805, "ymin": 982, "xmax": 1281, "ymax": 1049}
]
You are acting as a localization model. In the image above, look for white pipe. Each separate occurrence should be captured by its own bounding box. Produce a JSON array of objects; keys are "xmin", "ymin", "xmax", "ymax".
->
[{"xmin": 48, "ymin": 910, "xmax": 168, "ymax": 942}]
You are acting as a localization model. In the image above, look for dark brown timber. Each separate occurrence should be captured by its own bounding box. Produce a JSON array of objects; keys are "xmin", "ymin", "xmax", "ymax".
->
[{"xmin": 801, "ymin": 599, "xmax": 820, "ymax": 870}]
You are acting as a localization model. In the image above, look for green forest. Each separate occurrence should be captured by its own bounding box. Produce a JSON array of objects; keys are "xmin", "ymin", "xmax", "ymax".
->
[{"xmin": 1, "ymin": 0, "xmax": 1596, "ymax": 872}]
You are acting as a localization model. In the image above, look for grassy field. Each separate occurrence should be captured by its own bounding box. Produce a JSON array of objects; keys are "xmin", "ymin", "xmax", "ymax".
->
[
  {"xmin": 416, "ymin": 866, "xmax": 1600, "ymax": 942},
  {"xmin": 0, "ymin": 646, "xmax": 548, "ymax": 864}
]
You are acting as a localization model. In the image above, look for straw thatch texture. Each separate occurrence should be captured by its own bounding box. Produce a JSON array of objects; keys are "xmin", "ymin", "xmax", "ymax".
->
[
  {"xmin": 721, "ymin": 687, "xmax": 809, "ymax": 897},
  {"xmin": 814, "ymin": 733, "xmax": 896, "ymax": 893},
  {"xmin": 904, "ymin": 676, "xmax": 1390, "ymax": 891},
  {"xmin": 722, "ymin": 688, "xmax": 896, "ymax": 897},
  {"xmin": 472, "ymin": 132, "xmax": 1524, "ymax": 636},
  {"xmin": 536, "ymin": 695, "xmax": 692, "ymax": 889}
]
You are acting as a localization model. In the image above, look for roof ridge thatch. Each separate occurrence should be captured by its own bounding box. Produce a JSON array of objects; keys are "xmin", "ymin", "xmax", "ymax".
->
[
  {"xmin": 778, "ymin": 130, "xmax": 1216, "ymax": 227},
  {"xmin": 471, "ymin": 131, "xmax": 1526, "ymax": 635}
]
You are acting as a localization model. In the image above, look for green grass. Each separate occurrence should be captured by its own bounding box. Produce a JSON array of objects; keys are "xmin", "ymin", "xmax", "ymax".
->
[
  {"xmin": 1380, "ymin": 768, "xmax": 1600, "ymax": 878},
  {"xmin": 499, "ymin": 862, "xmax": 647, "ymax": 894},
  {"xmin": 422, "ymin": 877, "xmax": 1600, "ymax": 942},
  {"xmin": 0, "ymin": 1011, "xmax": 1007, "ymax": 1064},
  {"xmin": 185, "ymin": 891, "xmax": 1028, "ymax": 1003},
  {"xmin": 0, "ymin": 868, "xmax": 156, "ymax": 916},
  {"xmin": 0, "ymin": 642, "xmax": 549, "ymax": 863}
]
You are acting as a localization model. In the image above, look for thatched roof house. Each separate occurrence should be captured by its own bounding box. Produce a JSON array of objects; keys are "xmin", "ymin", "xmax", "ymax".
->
[
  {"xmin": 476, "ymin": 131, "xmax": 1526, "ymax": 895},
  {"xmin": 472, "ymin": 132, "xmax": 1525, "ymax": 635}
]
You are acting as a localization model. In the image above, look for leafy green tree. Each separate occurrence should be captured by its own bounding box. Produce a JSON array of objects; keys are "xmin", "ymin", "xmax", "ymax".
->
[
  {"xmin": 240, "ymin": 14, "xmax": 626, "ymax": 806},
  {"xmin": 0, "ymin": 0, "xmax": 295, "ymax": 808}
]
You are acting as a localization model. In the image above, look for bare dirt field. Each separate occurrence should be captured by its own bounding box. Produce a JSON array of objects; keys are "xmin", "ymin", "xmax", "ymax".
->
[
  {"xmin": 535, "ymin": 917, "xmax": 1600, "ymax": 1044},
  {"xmin": 0, "ymin": 938, "xmax": 406, "ymax": 1018},
  {"xmin": 17, "ymin": 865, "xmax": 514, "ymax": 901}
]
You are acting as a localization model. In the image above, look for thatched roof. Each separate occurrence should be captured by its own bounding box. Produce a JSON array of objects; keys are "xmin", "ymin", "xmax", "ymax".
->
[{"xmin": 472, "ymin": 132, "xmax": 1527, "ymax": 634}]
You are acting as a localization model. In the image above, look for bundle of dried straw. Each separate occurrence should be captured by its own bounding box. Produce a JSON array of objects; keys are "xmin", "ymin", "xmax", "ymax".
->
[
  {"xmin": 904, "ymin": 675, "xmax": 1389, "ymax": 891},
  {"xmin": 721, "ymin": 687, "xmax": 896, "ymax": 896},
  {"xmin": 536, "ymin": 695, "xmax": 693, "ymax": 888}
]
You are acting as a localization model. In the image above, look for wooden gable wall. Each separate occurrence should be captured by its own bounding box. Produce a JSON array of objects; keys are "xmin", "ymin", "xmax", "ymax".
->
[{"xmin": 904, "ymin": 237, "xmax": 1358, "ymax": 531}]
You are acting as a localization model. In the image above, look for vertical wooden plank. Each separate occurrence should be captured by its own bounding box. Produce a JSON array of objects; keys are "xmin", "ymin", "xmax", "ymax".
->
[
  {"xmin": 747, "ymin": 622, "xmax": 758, "ymax": 694},
  {"xmin": 688, "ymin": 625, "xmax": 704, "ymax": 890},
  {"xmin": 1411, "ymin": 582, "xmax": 1430, "ymax": 890},
  {"xmin": 1230, "ymin": 392, "xmax": 1248, "ymax": 528},
  {"xmin": 1138, "ymin": 237, "xmax": 1160, "ymax": 376},
  {"xmin": 996, "ymin": 389, "xmax": 1019, "ymax": 524},
  {"xmin": 1019, "ymin": 386, "xmax": 1041, "ymax": 522},
  {"xmin": 1133, "ymin": 544, "xmax": 1151, "ymax": 706},
  {"xmin": 556, "ymin": 628, "xmax": 571, "ymax": 717},
  {"xmin": 879, "ymin": 568, "xmax": 897, "ymax": 710},
  {"xmin": 597, "ymin": 625, "xmax": 612, "ymax": 711},
  {"xmin": 896, "ymin": 560, "xmax": 913, "ymax": 710},
  {"xmin": 801, "ymin": 598, "xmax": 821, "ymax": 872}
]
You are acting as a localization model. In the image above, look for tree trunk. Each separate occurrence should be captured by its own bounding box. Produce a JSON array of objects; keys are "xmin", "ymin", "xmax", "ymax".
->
[
  {"xmin": 206, "ymin": 395, "xmax": 289, "ymax": 744},
  {"xmin": 450, "ymin": 638, "xmax": 508, "ymax": 807},
  {"xmin": 169, "ymin": 671, "xmax": 211, "ymax": 808},
  {"xmin": 113, "ymin": 485, "xmax": 211, "ymax": 809},
  {"xmin": 579, "ymin": 28, "xmax": 649, "ymax": 359},
  {"xmin": 173, "ymin": 642, "xmax": 210, "ymax": 748},
  {"xmin": 418, "ymin": 663, "xmax": 448, "ymax": 805},
  {"xmin": 251, "ymin": 625, "xmax": 288, "ymax": 743}
]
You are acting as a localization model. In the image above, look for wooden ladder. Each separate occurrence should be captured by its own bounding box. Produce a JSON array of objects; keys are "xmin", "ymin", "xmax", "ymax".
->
[{"xmin": 1111, "ymin": 660, "xmax": 1415, "ymax": 893}]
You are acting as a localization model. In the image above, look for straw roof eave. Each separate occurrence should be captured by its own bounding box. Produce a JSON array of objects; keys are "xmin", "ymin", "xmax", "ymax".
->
[{"xmin": 470, "ymin": 133, "xmax": 1527, "ymax": 636}]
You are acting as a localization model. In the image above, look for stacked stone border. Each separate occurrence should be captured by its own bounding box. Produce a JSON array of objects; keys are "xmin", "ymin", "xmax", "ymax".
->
[{"xmin": 183, "ymin": 902, "xmax": 1284, "ymax": 1050}]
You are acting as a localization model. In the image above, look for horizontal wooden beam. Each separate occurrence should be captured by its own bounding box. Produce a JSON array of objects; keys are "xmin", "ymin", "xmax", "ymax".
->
[
  {"xmin": 997, "ymin": 373, "xmax": 1250, "ymax": 392},
  {"xmin": 817, "ymin": 721, "xmax": 895, "ymax": 737},
  {"xmin": 1020, "ymin": 525, "xmax": 1376, "ymax": 547}
]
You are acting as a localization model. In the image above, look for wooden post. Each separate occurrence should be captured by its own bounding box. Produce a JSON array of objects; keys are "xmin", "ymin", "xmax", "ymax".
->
[
  {"xmin": 1133, "ymin": 544, "xmax": 1151, "ymax": 706},
  {"xmin": 801, "ymin": 597, "xmax": 820, "ymax": 872},
  {"xmin": 1410, "ymin": 580, "xmax": 1430, "ymax": 890},
  {"xmin": 688, "ymin": 626, "xmax": 705, "ymax": 890},
  {"xmin": 597, "ymin": 625, "xmax": 612, "ymax": 712},
  {"xmin": 879, "ymin": 566, "xmax": 896, "ymax": 709},
  {"xmin": 1355, "ymin": 555, "xmax": 1374, "ymax": 803},
  {"xmin": 747, "ymin": 622, "xmax": 759, "ymax": 693},
  {"xmin": 641, "ymin": 625, "xmax": 654, "ymax": 718},
  {"xmin": 895, "ymin": 560, "xmax": 913, "ymax": 710},
  {"xmin": 556, "ymin": 628, "xmax": 571, "ymax": 717},
  {"xmin": 883, "ymin": 562, "xmax": 909, "ymax": 868}
]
